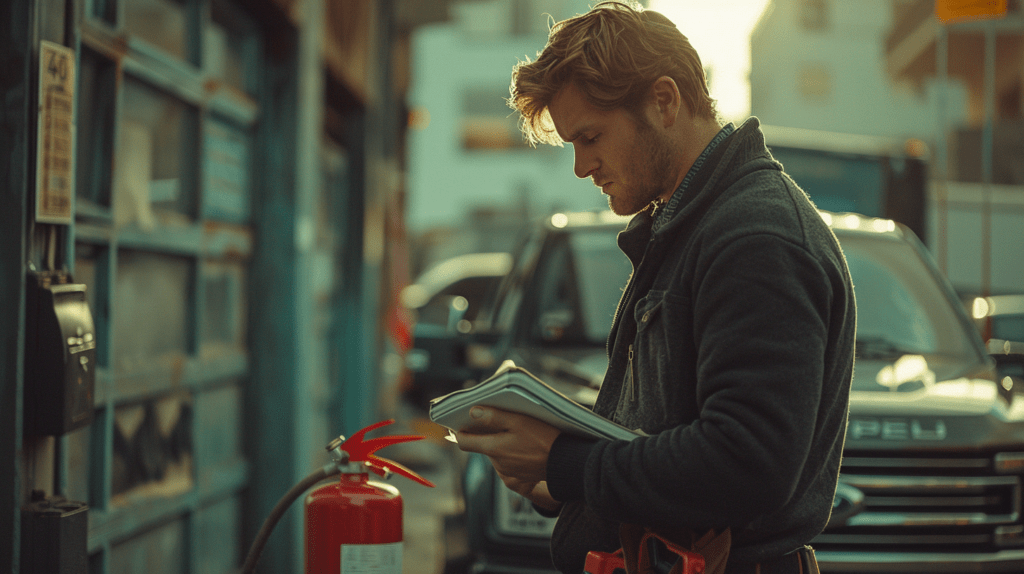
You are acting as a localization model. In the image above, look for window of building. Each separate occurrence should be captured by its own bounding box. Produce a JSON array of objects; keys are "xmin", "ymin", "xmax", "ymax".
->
[
  {"xmin": 800, "ymin": 0, "xmax": 830, "ymax": 31},
  {"xmin": 115, "ymin": 77, "xmax": 200, "ymax": 228},
  {"xmin": 798, "ymin": 62, "xmax": 833, "ymax": 102},
  {"xmin": 75, "ymin": 48, "xmax": 118, "ymax": 217},
  {"xmin": 73, "ymin": 0, "xmax": 259, "ymax": 569},
  {"xmin": 207, "ymin": 1, "xmax": 258, "ymax": 94},
  {"xmin": 455, "ymin": 0, "xmax": 510, "ymax": 38},
  {"xmin": 92, "ymin": 0, "xmax": 117, "ymax": 25},
  {"xmin": 462, "ymin": 87, "xmax": 530, "ymax": 151},
  {"xmin": 124, "ymin": 0, "xmax": 197, "ymax": 63}
]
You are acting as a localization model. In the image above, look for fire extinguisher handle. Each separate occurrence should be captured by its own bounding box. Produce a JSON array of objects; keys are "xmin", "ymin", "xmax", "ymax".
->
[
  {"xmin": 365, "ymin": 455, "xmax": 436, "ymax": 488},
  {"xmin": 334, "ymin": 419, "xmax": 436, "ymax": 488}
]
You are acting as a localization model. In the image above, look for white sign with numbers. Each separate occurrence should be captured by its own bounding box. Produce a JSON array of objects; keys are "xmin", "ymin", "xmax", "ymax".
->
[
  {"xmin": 340, "ymin": 542, "xmax": 402, "ymax": 573},
  {"xmin": 35, "ymin": 40, "xmax": 76, "ymax": 224}
]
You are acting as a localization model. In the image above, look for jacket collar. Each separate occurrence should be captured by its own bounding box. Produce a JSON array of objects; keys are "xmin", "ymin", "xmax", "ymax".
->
[
  {"xmin": 647, "ymin": 117, "xmax": 778, "ymax": 237},
  {"xmin": 653, "ymin": 122, "xmax": 735, "ymax": 231}
]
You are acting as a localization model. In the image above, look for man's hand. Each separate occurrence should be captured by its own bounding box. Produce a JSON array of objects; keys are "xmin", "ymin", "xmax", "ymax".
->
[
  {"xmin": 496, "ymin": 474, "xmax": 561, "ymax": 512},
  {"xmin": 454, "ymin": 406, "xmax": 562, "ymax": 510}
]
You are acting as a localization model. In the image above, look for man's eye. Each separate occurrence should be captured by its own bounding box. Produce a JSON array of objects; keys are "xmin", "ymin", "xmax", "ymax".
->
[{"xmin": 584, "ymin": 134, "xmax": 599, "ymax": 144}]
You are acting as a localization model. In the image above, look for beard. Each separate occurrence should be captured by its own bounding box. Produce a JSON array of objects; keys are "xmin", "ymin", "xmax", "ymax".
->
[{"xmin": 606, "ymin": 116, "xmax": 677, "ymax": 216}]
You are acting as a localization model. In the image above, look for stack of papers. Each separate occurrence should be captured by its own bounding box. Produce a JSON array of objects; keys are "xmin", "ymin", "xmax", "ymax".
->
[{"xmin": 428, "ymin": 361, "xmax": 640, "ymax": 441}]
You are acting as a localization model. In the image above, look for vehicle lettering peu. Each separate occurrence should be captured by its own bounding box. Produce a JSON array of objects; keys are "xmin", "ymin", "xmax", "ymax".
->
[{"xmin": 848, "ymin": 418, "xmax": 947, "ymax": 441}]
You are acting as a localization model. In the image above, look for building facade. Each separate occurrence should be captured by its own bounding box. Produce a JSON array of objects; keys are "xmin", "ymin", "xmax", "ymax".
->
[
  {"xmin": 0, "ymin": 0, "xmax": 443, "ymax": 572},
  {"xmin": 884, "ymin": 0, "xmax": 1024, "ymax": 297},
  {"xmin": 750, "ymin": 0, "xmax": 966, "ymax": 139},
  {"xmin": 750, "ymin": 0, "xmax": 1024, "ymax": 298},
  {"xmin": 405, "ymin": 0, "xmax": 609, "ymax": 272}
]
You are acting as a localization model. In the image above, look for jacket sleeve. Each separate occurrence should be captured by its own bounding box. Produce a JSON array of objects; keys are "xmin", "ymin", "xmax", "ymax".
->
[{"xmin": 547, "ymin": 433, "xmax": 597, "ymax": 503}]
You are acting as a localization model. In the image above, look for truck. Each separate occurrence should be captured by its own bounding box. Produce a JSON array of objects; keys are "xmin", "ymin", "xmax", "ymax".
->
[
  {"xmin": 762, "ymin": 124, "xmax": 1024, "ymax": 303},
  {"xmin": 441, "ymin": 209, "xmax": 1024, "ymax": 574}
]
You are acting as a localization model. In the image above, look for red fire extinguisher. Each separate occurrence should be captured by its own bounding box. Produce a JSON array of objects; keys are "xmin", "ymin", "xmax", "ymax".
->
[
  {"xmin": 240, "ymin": 419, "xmax": 435, "ymax": 574},
  {"xmin": 305, "ymin": 419, "xmax": 435, "ymax": 572}
]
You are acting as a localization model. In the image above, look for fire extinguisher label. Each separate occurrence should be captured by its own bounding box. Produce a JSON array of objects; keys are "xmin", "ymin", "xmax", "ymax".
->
[{"xmin": 340, "ymin": 542, "xmax": 402, "ymax": 574}]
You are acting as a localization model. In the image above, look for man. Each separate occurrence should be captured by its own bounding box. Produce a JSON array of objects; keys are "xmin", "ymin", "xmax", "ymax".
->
[{"xmin": 454, "ymin": 2, "xmax": 856, "ymax": 573}]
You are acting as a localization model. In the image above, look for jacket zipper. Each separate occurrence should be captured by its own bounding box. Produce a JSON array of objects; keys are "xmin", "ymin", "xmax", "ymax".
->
[
  {"xmin": 627, "ymin": 343, "xmax": 636, "ymax": 401},
  {"xmin": 608, "ymin": 237, "xmax": 652, "ymax": 353},
  {"xmin": 610, "ymin": 234, "xmax": 654, "ymax": 404}
]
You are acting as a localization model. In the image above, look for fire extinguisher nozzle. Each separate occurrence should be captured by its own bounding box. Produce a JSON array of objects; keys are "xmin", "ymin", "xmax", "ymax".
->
[
  {"xmin": 327, "ymin": 445, "xmax": 350, "ymax": 466},
  {"xmin": 326, "ymin": 435, "xmax": 346, "ymax": 452}
]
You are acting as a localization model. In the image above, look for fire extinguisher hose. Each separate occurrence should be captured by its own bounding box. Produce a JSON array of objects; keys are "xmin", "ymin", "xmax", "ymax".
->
[{"xmin": 239, "ymin": 464, "xmax": 341, "ymax": 574}]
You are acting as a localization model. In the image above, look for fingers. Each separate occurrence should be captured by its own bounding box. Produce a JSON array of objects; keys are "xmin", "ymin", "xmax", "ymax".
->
[
  {"xmin": 453, "ymin": 407, "xmax": 561, "ymax": 485},
  {"xmin": 458, "ymin": 406, "xmax": 512, "ymax": 434},
  {"xmin": 454, "ymin": 407, "xmax": 561, "ymax": 457},
  {"xmin": 453, "ymin": 406, "xmax": 524, "ymax": 452},
  {"xmin": 489, "ymin": 453, "xmax": 522, "ymax": 479},
  {"xmin": 526, "ymin": 481, "xmax": 562, "ymax": 512},
  {"xmin": 495, "ymin": 468, "xmax": 537, "ymax": 498},
  {"xmin": 453, "ymin": 429, "xmax": 498, "ymax": 455},
  {"xmin": 454, "ymin": 407, "xmax": 500, "ymax": 454},
  {"xmin": 494, "ymin": 473, "xmax": 562, "ymax": 512}
]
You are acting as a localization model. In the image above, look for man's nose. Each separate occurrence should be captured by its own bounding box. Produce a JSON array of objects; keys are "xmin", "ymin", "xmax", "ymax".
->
[{"xmin": 573, "ymin": 148, "xmax": 597, "ymax": 180}]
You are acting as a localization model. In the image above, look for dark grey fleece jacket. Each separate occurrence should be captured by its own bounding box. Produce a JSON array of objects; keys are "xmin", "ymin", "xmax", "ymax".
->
[{"xmin": 544, "ymin": 118, "xmax": 856, "ymax": 573}]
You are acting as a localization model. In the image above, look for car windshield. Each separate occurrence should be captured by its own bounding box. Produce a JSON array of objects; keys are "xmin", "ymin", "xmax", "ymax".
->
[
  {"xmin": 529, "ymin": 229, "xmax": 632, "ymax": 346},
  {"xmin": 837, "ymin": 231, "xmax": 981, "ymax": 365}
]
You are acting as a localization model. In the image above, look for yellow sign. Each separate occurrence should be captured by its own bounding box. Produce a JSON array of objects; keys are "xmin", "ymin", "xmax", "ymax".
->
[
  {"xmin": 935, "ymin": 0, "xmax": 1008, "ymax": 24},
  {"xmin": 36, "ymin": 41, "xmax": 76, "ymax": 224}
]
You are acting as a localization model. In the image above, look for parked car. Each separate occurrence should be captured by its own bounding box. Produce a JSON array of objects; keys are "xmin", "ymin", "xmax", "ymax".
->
[
  {"xmin": 439, "ymin": 210, "xmax": 1024, "ymax": 574},
  {"xmin": 401, "ymin": 252, "xmax": 513, "ymax": 408}
]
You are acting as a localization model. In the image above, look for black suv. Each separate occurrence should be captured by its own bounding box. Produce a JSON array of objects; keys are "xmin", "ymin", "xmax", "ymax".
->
[{"xmin": 436, "ymin": 210, "xmax": 1024, "ymax": 574}]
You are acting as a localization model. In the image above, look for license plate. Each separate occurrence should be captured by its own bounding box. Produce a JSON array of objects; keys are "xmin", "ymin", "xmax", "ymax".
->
[{"xmin": 493, "ymin": 480, "xmax": 558, "ymax": 538}]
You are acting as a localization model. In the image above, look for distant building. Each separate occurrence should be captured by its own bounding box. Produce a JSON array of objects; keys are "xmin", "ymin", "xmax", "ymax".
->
[
  {"xmin": 752, "ymin": 0, "xmax": 1024, "ymax": 298},
  {"xmin": 750, "ymin": 0, "xmax": 967, "ymax": 140},
  {"xmin": 885, "ymin": 0, "xmax": 1024, "ymax": 186},
  {"xmin": 406, "ymin": 0, "xmax": 609, "ymax": 262},
  {"xmin": 883, "ymin": 1, "xmax": 1024, "ymax": 297}
]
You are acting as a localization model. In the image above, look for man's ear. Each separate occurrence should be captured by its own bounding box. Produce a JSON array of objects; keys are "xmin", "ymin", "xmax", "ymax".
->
[{"xmin": 650, "ymin": 76, "xmax": 682, "ymax": 127}]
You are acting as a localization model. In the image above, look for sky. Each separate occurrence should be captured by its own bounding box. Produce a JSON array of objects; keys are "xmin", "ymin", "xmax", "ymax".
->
[{"xmin": 649, "ymin": 0, "xmax": 773, "ymax": 123}]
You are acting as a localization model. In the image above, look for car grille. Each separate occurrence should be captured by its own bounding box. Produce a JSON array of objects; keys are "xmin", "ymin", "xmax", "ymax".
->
[{"xmin": 814, "ymin": 454, "xmax": 1024, "ymax": 551}]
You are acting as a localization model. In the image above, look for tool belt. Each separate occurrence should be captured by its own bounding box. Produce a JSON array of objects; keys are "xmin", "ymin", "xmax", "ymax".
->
[
  {"xmin": 584, "ymin": 525, "xmax": 819, "ymax": 574},
  {"xmin": 584, "ymin": 525, "xmax": 729, "ymax": 574}
]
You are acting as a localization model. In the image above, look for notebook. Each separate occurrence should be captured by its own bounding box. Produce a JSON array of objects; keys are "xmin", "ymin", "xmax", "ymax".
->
[{"xmin": 428, "ymin": 360, "xmax": 639, "ymax": 441}]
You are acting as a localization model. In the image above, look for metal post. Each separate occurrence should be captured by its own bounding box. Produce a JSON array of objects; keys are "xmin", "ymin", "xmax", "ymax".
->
[
  {"xmin": 0, "ymin": 0, "xmax": 33, "ymax": 569},
  {"xmin": 936, "ymin": 24, "xmax": 949, "ymax": 274},
  {"xmin": 981, "ymin": 22, "xmax": 995, "ymax": 339}
]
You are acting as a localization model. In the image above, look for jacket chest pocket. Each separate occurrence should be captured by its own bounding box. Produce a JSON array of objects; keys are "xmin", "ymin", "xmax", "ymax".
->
[
  {"xmin": 633, "ymin": 290, "xmax": 669, "ymax": 388},
  {"xmin": 614, "ymin": 290, "xmax": 691, "ymax": 431}
]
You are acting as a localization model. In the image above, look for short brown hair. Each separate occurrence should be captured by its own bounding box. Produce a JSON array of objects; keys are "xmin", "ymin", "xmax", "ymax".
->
[{"xmin": 509, "ymin": 1, "xmax": 717, "ymax": 146}]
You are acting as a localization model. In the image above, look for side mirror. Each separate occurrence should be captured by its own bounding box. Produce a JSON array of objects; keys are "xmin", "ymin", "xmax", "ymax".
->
[
  {"xmin": 404, "ymin": 303, "xmax": 503, "ymax": 409},
  {"xmin": 538, "ymin": 308, "xmax": 574, "ymax": 341},
  {"xmin": 987, "ymin": 339, "xmax": 1024, "ymax": 397},
  {"xmin": 445, "ymin": 296, "xmax": 470, "ymax": 334},
  {"xmin": 413, "ymin": 295, "xmax": 471, "ymax": 335}
]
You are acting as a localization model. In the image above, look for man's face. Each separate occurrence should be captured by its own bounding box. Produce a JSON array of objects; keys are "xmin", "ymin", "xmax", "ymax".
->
[{"xmin": 548, "ymin": 83, "xmax": 675, "ymax": 216}]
